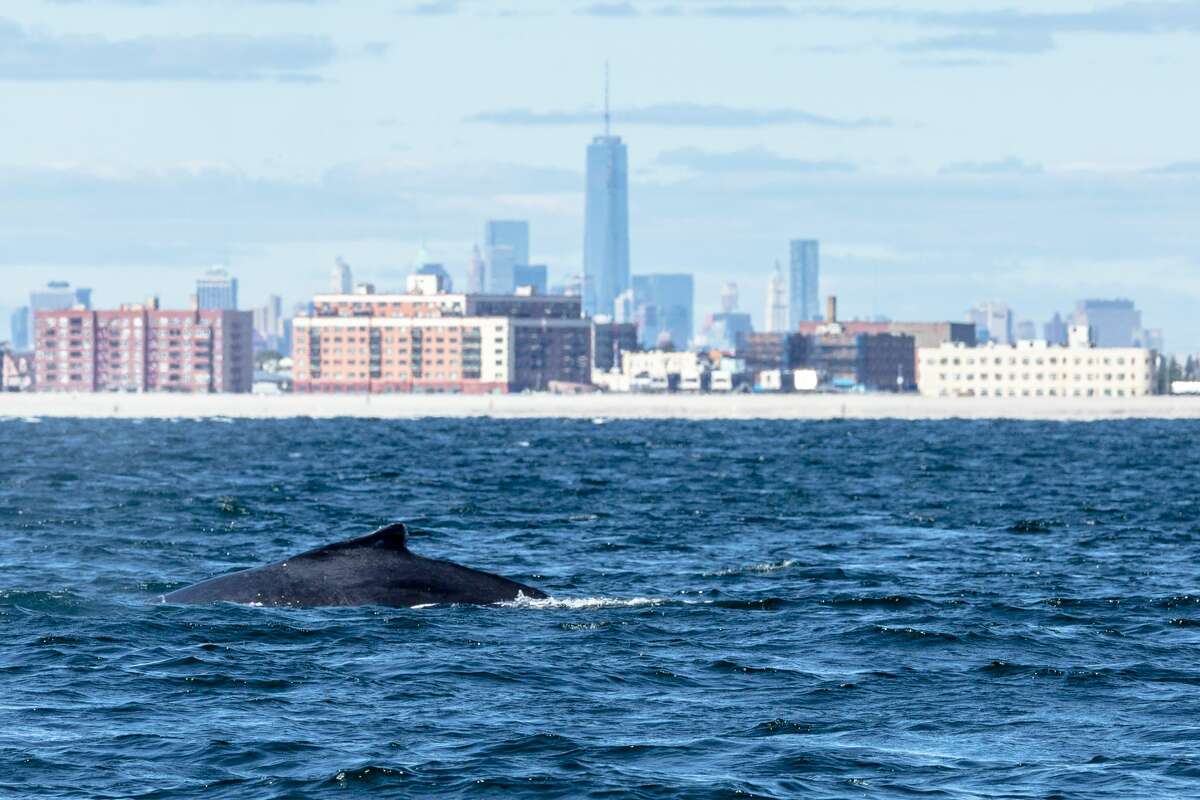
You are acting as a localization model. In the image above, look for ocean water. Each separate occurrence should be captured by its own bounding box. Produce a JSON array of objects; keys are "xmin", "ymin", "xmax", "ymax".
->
[{"xmin": 2, "ymin": 417, "xmax": 1200, "ymax": 799}]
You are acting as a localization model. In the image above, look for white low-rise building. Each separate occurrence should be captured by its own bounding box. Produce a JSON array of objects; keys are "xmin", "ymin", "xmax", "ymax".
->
[
  {"xmin": 622, "ymin": 350, "xmax": 702, "ymax": 380},
  {"xmin": 919, "ymin": 328, "xmax": 1155, "ymax": 399}
]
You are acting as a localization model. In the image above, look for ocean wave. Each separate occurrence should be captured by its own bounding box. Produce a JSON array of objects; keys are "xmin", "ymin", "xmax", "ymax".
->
[
  {"xmin": 704, "ymin": 559, "xmax": 798, "ymax": 577},
  {"xmin": 498, "ymin": 595, "xmax": 671, "ymax": 610},
  {"xmin": 819, "ymin": 594, "xmax": 927, "ymax": 608},
  {"xmin": 851, "ymin": 624, "xmax": 959, "ymax": 642}
]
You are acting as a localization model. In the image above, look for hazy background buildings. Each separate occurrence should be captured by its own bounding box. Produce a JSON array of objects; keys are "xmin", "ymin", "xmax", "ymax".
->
[
  {"xmin": 195, "ymin": 268, "xmax": 238, "ymax": 311},
  {"xmin": 484, "ymin": 220, "xmax": 529, "ymax": 295}
]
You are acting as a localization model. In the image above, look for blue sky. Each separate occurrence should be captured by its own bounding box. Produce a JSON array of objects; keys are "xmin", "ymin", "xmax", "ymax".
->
[{"xmin": 2, "ymin": 0, "xmax": 1198, "ymax": 348}]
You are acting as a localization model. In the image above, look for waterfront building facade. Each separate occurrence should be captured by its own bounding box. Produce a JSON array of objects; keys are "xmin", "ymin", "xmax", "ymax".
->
[
  {"xmin": 738, "ymin": 327, "xmax": 915, "ymax": 391},
  {"xmin": 918, "ymin": 338, "xmax": 1156, "ymax": 398},
  {"xmin": 33, "ymin": 304, "xmax": 253, "ymax": 393},
  {"xmin": 592, "ymin": 319, "xmax": 638, "ymax": 373},
  {"xmin": 1, "ymin": 348, "xmax": 34, "ymax": 391},
  {"xmin": 811, "ymin": 331, "xmax": 916, "ymax": 391},
  {"xmin": 795, "ymin": 320, "xmax": 975, "ymax": 351},
  {"xmin": 738, "ymin": 332, "xmax": 812, "ymax": 376},
  {"xmin": 291, "ymin": 282, "xmax": 590, "ymax": 394},
  {"xmin": 621, "ymin": 350, "xmax": 708, "ymax": 392},
  {"xmin": 796, "ymin": 318, "xmax": 974, "ymax": 380}
]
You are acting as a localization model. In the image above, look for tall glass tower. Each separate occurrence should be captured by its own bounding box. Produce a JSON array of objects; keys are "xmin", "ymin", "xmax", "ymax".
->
[
  {"xmin": 196, "ymin": 268, "xmax": 238, "ymax": 310},
  {"xmin": 484, "ymin": 220, "xmax": 529, "ymax": 294},
  {"xmin": 788, "ymin": 239, "xmax": 819, "ymax": 324},
  {"xmin": 583, "ymin": 77, "xmax": 630, "ymax": 318}
]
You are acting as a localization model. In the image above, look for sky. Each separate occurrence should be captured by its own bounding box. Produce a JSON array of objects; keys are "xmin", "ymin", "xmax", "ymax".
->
[{"xmin": 2, "ymin": 0, "xmax": 1198, "ymax": 348}]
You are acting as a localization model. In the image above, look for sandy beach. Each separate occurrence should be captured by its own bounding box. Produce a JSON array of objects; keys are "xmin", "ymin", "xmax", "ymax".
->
[{"xmin": 2, "ymin": 392, "xmax": 1199, "ymax": 420}]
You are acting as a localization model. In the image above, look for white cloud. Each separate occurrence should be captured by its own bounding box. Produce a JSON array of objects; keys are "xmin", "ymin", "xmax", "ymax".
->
[{"xmin": 0, "ymin": 18, "xmax": 337, "ymax": 81}]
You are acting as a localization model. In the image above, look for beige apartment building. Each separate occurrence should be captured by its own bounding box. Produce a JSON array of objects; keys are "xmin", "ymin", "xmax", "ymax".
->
[
  {"xmin": 292, "ymin": 277, "xmax": 591, "ymax": 393},
  {"xmin": 918, "ymin": 330, "xmax": 1155, "ymax": 399}
]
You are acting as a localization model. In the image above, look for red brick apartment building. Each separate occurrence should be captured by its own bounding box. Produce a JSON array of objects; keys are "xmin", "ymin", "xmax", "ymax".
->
[
  {"xmin": 292, "ymin": 280, "xmax": 592, "ymax": 393},
  {"xmin": 34, "ymin": 305, "xmax": 253, "ymax": 393}
]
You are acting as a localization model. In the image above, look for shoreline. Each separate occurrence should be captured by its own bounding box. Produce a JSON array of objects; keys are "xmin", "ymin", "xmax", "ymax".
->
[{"xmin": 2, "ymin": 392, "xmax": 1199, "ymax": 420}]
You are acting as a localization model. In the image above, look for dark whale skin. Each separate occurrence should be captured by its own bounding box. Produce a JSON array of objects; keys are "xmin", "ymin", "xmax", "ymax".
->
[{"xmin": 160, "ymin": 523, "xmax": 548, "ymax": 608}]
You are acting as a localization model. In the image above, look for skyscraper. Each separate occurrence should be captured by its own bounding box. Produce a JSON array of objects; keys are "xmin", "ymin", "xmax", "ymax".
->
[
  {"xmin": 10, "ymin": 307, "xmax": 30, "ymax": 350},
  {"xmin": 632, "ymin": 274, "xmax": 693, "ymax": 350},
  {"xmin": 31, "ymin": 281, "xmax": 92, "ymax": 313},
  {"xmin": 583, "ymin": 91, "xmax": 630, "ymax": 318},
  {"xmin": 704, "ymin": 312, "xmax": 753, "ymax": 352},
  {"xmin": 416, "ymin": 263, "xmax": 453, "ymax": 292},
  {"xmin": 467, "ymin": 245, "xmax": 485, "ymax": 294},
  {"xmin": 513, "ymin": 264, "xmax": 548, "ymax": 295},
  {"xmin": 720, "ymin": 282, "xmax": 739, "ymax": 314},
  {"xmin": 704, "ymin": 280, "xmax": 750, "ymax": 350},
  {"xmin": 966, "ymin": 301, "xmax": 1014, "ymax": 345},
  {"xmin": 1073, "ymin": 299, "xmax": 1142, "ymax": 347},
  {"xmin": 485, "ymin": 220, "xmax": 529, "ymax": 294},
  {"xmin": 765, "ymin": 262, "xmax": 787, "ymax": 332},
  {"xmin": 788, "ymin": 240, "xmax": 819, "ymax": 324},
  {"xmin": 252, "ymin": 294, "xmax": 284, "ymax": 351},
  {"xmin": 196, "ymin": 268, "xmax": 238, "ymax": 310},
  {"xmin": 1044, "ymin": 312, "xmax": 1068, "ymax": 345},
  {"xmin": 331, "ymin": 258, "xmax": 353, "ymax": 294}
]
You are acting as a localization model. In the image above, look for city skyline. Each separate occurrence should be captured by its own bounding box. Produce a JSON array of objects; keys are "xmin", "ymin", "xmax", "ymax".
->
[{"xmin": 0, "ymin": 1, "xmax": 1198, "ymax": 349}]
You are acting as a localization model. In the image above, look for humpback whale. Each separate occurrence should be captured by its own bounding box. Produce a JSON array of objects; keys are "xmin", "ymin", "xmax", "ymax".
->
[{"xmin": 160, "ymin": 523, "xmax": 547, "ymax": 608}]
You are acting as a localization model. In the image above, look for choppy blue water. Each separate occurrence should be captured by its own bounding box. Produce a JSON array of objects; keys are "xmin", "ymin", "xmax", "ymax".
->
[{"xmin": 3, "ymin": 418, "xmax": 1200, "ymax": 798}]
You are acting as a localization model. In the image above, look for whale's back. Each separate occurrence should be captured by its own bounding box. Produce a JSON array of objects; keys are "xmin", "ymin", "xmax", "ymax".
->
[{"xmin": 161, "ymin": 523, "xmax": 547, "ymax": 607}]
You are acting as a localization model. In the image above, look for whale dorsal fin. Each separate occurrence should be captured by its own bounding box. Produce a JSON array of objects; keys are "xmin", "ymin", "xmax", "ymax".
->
[
  {"xmin": 290, "ymin": 522, "xmax": 412, "ymax": 562},
  {"xmin": 367, "ymin": 523, "xmax": 409, "ymax": 550}
]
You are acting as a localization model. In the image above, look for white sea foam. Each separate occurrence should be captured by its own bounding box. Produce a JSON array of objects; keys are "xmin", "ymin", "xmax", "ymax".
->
[
  {"xmin": 499, "ymin": 594, "xmax": 670, "ymax": 610},
  {"xmin": 705, "ymin": 559, "xmax": 798, "ymax": 577}
]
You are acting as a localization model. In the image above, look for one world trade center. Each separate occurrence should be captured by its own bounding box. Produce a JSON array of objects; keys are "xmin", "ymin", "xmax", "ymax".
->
[{"xmin": 582, "ymin": 82, "xmax": 630, "ymax": 318}]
